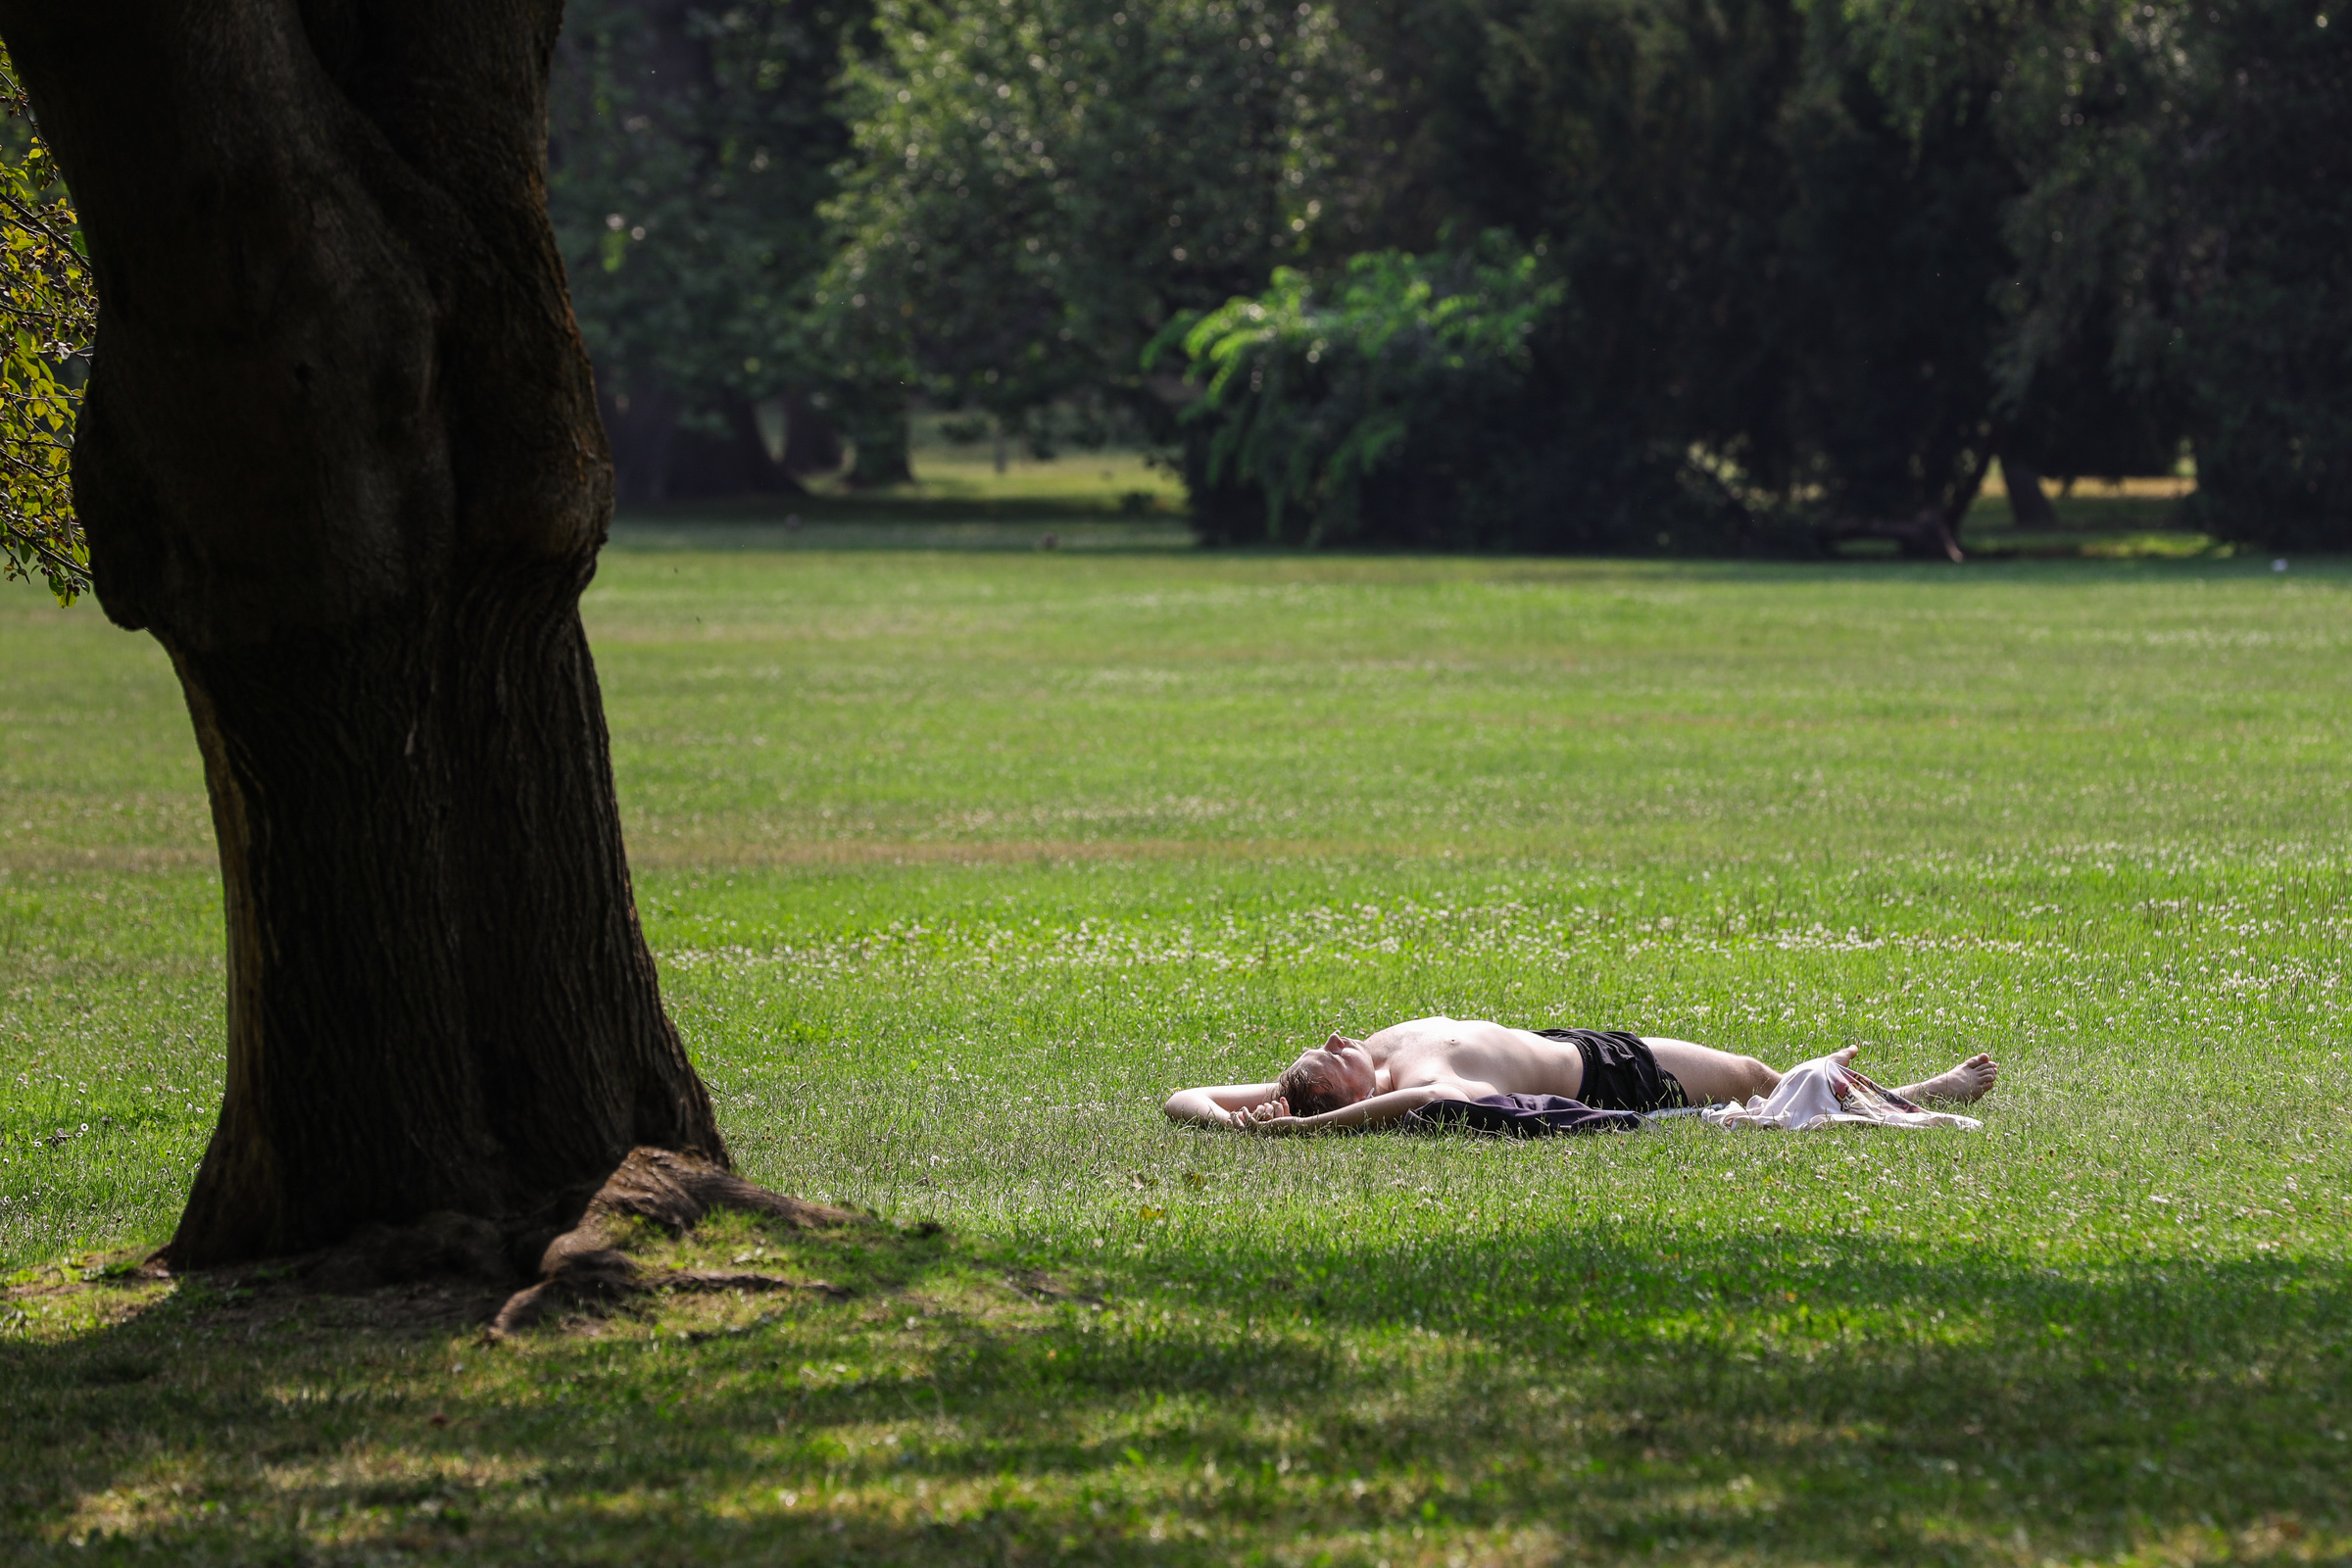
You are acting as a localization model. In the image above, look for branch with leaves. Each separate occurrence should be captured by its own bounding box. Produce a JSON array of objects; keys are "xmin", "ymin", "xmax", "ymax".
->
[
  {"xmin": 1150, "ymin": 237, "xmax": 1564, "ymax": 543},
  {"xmin": 0, "ymin": 52, "xmax": 91, "ymax": 605}
]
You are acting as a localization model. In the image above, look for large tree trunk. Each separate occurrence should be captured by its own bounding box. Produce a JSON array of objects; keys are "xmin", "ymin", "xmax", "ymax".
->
[{"xmin": 0, "ymin": 0, "xmax": 726, "ymax": 1268}]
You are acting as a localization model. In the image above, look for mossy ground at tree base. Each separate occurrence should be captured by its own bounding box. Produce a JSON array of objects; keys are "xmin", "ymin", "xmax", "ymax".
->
[{"xmin": 4, "ymin": 548, "xmax": 2348, "ymax": 1562}]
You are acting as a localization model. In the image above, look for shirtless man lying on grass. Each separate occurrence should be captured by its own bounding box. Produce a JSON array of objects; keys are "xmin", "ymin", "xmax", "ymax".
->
[{"xmin": 1162, "ymin": 1018, "xmax": 1997, "ymax": 1132}]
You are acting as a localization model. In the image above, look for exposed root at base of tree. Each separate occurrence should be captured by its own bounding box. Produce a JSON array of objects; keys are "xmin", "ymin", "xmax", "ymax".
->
[
  {"xmin": 584, "ymin": 1145, "xmax": 859, "ymax": 1236},
  {"xmin": 125, "ymin": 1146, "xmax": 875, "ymax": 1341},
  {"xmin": 485, "ymin": 1147, "xmax": 862, "ymax": 1340}
]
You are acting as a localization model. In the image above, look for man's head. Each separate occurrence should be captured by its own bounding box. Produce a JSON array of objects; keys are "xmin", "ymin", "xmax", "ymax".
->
[{"xmin": 1277, "ymin": 1034, "xmax": 1376, "ymax": 1117}]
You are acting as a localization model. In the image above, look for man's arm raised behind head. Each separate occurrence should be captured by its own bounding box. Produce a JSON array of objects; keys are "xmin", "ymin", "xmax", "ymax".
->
[
  {"xmin": 1241, "ymin": 1082, "xmax": 1461, "ymax": 1135},
  {"xmin": 1163, "ymin": 1082, "xmax": 1287, "ymax": 1127}
]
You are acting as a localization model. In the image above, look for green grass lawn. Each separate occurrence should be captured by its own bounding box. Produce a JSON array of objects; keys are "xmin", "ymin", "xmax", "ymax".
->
[{"xmin": 3, "ymin": 541, "xmax": 2348, "ymax": 1565}]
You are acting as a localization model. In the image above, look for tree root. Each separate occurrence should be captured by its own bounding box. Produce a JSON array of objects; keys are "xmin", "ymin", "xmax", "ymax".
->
[
  {"xmin": 485, "ymin": 1147, "xmax": 861, "ymax": 1342},
  {"xmin": 1821, "ymin": 507, "xmax": 1966, "ymax": 562},
  {"xmin": 581, "ymin": 1146, "xmax": 858, "ymax": 1236}
]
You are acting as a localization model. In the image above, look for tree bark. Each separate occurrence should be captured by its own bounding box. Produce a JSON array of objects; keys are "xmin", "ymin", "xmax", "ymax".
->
[{"xmin": 0, "ymin": 0, "xmax": 725, "ymax": 1267}]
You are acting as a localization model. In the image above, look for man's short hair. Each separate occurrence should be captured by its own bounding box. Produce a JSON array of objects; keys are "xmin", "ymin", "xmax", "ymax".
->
[{"xmin": 1278, "ymin": 1053, "xmax": 1356, "ymax": 1117}]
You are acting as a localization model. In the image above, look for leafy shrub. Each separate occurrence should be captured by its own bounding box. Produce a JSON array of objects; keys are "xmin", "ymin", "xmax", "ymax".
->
[{"xmin": 1154, "ymin": 235, "xmax": 1772, "ymax": 552}]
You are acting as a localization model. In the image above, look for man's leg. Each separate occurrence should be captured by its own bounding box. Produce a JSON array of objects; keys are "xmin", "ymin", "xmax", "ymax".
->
[
  {"xmin": 1639, "ymin": 1038, "xmax": 1783, "ymax": 1104},
  {"xmin": 1642, "ymin": 1037, "xmax": 1999, "ymax": 1105},
  {"xmin": 1893, "ymin": 1054, "xmax": 1997, "ymax": 1102}
]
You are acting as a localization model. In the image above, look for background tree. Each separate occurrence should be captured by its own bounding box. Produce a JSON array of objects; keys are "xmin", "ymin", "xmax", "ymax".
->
[
  {"xmin": 2168, "ymin": 1, "xmax": 2352, "ymax": 549},
  {"xmin": 1162, "ymin": 0, "xmax": 1817, "ymax": 550},
  {"xmin": 2167, "ymin": 1, "xmax": 2352, "ymax": 549},
  {"xmin": 1160, "ymin": 0, "xmax": 2213, "ymax": 553},
  {"xmin": 0, "ymin": 0, "xmax": 824, "ymax": 1278},
  {"xmin": 549, "ymin": 0, "xmax": 867, "ymax": 500},
  {"xmin": 0, "ymin": 52, "xmax": 90, "ymax": 603},
  {"xmin": 535, "ymin": 0, "xmax": 2333, "ymax": 542},
  {"xmin": 814, "ymin": 0, "xmax": 1363, "ymax": 458},
  {"xmin": 1768, "ymin": 0, "xmax": 2025, "ymax": 555},
  {"xmin": 1333, "ymin": 0, "xmax": 1801, "ymax": 467},
  {"xmin": 1154, "ymin": 235, "xmax": 1607, "ymax": 548},
  {"xmin": 2001, "ymin": 0, "xmax": 2347, "ymax": 550}
]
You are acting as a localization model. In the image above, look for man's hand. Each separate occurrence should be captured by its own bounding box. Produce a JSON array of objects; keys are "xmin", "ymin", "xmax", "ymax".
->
[
  {"xmin": 1232, "ymin": 1099, "xmax": 1315, "ymax": 1134},
  {"xmin": 1241, "ymin": 1114, "xmax": 1308, "ymax": 1135}
]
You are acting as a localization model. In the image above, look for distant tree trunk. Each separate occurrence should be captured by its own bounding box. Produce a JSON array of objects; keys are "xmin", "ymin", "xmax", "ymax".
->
[
  {"xmin": 668, "ymin": 392, "xmax": 803, "ymax": 498},
  {"xmin": 1999, "ymin": 455, "xmax": 2062, "ymax": 528},
  {"xmin": 1819, "ymin": 452, "xmax": 1984, "ymax": 563},
  {"xmin": 778, "ymin": 391, "xmax": 843, "ymax": 478},
  {"xmin": 603, "ymin": 383, "xmax": 686, "ymax": 504},
  {"xmin": 603, "ymin": 387, "xmax": 805, "ymax": 501},
  {"xmin": 842, "ymin": 389, "xmax": 912, "ymax": 487},
  {"xmin": 0, "ymin": 0, "xmax": 727, "ymax": 1267}
]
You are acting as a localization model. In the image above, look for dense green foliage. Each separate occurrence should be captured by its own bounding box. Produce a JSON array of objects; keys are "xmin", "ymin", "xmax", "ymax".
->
[
  {"xmin": 2174, "ymin": 4, "xmax": 2352, "ymax": 547},
  {"xmin": 0, "ymin": 59, "xmax": 89, "ymax": 604},
  {"xmin": 548, "ymin": 0, "xmax": 868, "ymax": 497},
  {"xmin": 1159, "ymin": 0, "xmax": 2094, "ymax": 550},
  {"xmin": 2, "ymin": 4, "xmax": 2342, "ymax": 550},
  {"xmin": 7, "ymin": 546, "xmax": 2349, "ymax": 1558},
  {"xmin": 2001, "ymin": 0, "xmax": 2352, "ymax": 548},
  {"xmin": 792, "ymin": 0, "xmax": 2339, "ymax": 552},
  {"xmin": 1150, "ymin": 237, "xmax": 1700, "ymax": 549},
  {"xmin": 812, "ymin": 0, "xmax": 1361, "ymax": 457}
]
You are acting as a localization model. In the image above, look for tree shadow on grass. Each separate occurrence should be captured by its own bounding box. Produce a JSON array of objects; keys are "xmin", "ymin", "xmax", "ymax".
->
[{"xmin": 3, "ymin": 1221, "xmax": 2345, "ymax": 1565}]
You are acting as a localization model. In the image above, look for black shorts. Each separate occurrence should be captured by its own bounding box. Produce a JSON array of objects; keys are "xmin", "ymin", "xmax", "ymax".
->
[{"xmin": 1534, "ymin": 1029, "xmax": 1690, "ymax": 1113}]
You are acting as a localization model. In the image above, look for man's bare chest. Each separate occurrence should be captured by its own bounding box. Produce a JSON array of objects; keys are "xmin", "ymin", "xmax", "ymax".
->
[{"xmin": 1380, "ymin": 1027, "xmax": 1584, "ymax": 1096}]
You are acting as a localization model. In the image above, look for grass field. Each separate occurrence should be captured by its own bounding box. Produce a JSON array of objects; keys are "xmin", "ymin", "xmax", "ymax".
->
[{"xmin": 3, "ymin": 538, "xmax": 2348, "ymax": 1565}]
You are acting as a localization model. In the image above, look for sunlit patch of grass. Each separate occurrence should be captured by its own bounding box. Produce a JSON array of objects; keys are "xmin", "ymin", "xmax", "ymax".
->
[
  {"xmin": 832, "ymin": 441, "xmax": 1187, "ymax": 508},
  {"xmin": 616, "ymin": 434, "xmax": 1191, "ymax": 529}
]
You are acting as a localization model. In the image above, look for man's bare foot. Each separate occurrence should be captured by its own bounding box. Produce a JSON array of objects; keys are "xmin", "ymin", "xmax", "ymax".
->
[{"xmin": 1894, "ymin": 1053, "xmax": 1998, "ymax": 1103}]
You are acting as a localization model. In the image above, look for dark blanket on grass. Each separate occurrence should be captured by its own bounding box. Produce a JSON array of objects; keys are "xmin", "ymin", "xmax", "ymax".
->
[{"xmin": 1404, "ymin": 1095, "xmax": 1646, "ymax": 1137}]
